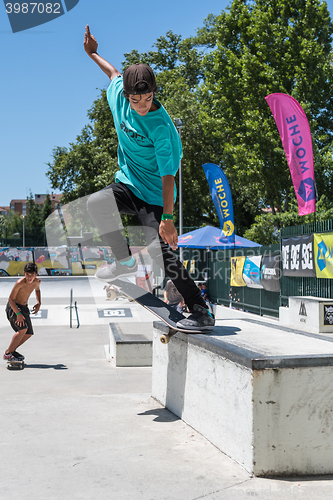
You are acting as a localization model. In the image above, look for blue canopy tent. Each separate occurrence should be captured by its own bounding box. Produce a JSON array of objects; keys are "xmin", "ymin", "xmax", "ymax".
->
[{"xmin": 177, "ymin": 226, "xmax": 261, "ymax": 249}]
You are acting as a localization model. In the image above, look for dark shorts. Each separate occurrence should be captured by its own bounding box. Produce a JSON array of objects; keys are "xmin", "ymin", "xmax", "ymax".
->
[{"xmin": 6, "ymin": 302, "xmax": 34, "ymax": 335}]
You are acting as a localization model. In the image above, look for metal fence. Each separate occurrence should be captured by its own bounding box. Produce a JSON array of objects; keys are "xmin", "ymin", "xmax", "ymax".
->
[
  {"xmin": 181, "ymin": 244, "xmax": 281, "ymax": 318},
  {"xmin": 181, "ymin": 220, "xmax": 333, "ymax": 319},
  {"xmin": 280, "ymin": 220, "xmax": 333, "ymax": 307},
  {"xmin": 280, "ymin": 219, "xmax": 333, "ymax": 237},
  {"xmin": 0, "ymin": 228, "xmax": 47, "ymax": 247}
]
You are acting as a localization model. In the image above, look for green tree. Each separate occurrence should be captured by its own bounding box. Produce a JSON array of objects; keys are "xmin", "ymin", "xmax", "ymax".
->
[
  {"xmin": 244, "ymin": 194, "xmax": 333, "ymax": 244},
  {"xmin": 46, "ymin": 2, "xmax": 333, "ymax": 236},
  {"xmin": 195, "ymin": 0, "xmax": 333, "ymax": 222},
  {"xmin": 25, "ymin": 192, "xmax": 43, "ymax": 245},
  {"xmin": 41, "ymin": 194, "xmax": 53, "ymax": 222},
  {"xmin": 243, "ymin": 212, "xmax": 279, "ymax": 245},
  {"xmin": 0, "ymin": 215, "xmax": 6, "ymax": 236},
  {"xmin": 3, "ymin": 211, "xmax": 23, "ymax": 245},
  {"xmin": 0, "ymin": 214, "xmax": 7, "ymax": 245}
]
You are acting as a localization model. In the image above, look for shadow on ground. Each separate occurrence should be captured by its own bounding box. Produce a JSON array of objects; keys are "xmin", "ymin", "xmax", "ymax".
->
[
  {"xmin": 23, "ymin": 363, "xmax": 68, "ymax": 370},
  {"xmin": 138, "ymin": 407, "xmax": 181, "ymax": 423}
]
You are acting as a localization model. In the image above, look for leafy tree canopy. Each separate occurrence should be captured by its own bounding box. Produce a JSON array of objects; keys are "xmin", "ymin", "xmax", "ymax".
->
[
  {"xmin": 41, "ymin": 194, "xmax": 53, "ymax": 222},
  {"xmin": 46, "ymin": 0, "xmax": 333, "ymax": 240}
]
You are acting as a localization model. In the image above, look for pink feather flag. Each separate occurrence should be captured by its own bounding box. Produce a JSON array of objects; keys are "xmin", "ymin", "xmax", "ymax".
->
[{"xmin": 265, "ymin": 93, "xmax": 316, "ymax": 215}]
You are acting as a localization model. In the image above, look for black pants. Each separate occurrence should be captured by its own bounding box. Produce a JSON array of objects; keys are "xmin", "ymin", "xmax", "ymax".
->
[{"xmin": 87, "ymin": 182, "xmax": 206, "ymax": 311}]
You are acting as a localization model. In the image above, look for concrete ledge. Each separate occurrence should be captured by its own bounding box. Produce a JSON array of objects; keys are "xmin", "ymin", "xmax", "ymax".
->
[
  {"xmin": 152, "ymin": 313, "xmax": 333, "ymax": 477},
  {"xmin": 108, "ymin": 323, "xmax": 152, "ymax": 367},
  {"xmin": 280, "ymin": 296, "xmax": 333, "ymax": 334}
]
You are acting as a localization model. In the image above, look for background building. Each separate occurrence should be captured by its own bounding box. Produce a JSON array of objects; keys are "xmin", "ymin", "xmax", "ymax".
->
[{"xmin": 8, "ymin": 193, "xmax": 62, "ymax": 216}]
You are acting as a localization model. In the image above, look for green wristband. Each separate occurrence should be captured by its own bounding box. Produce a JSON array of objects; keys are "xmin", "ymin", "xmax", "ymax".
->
[
  {"xmin": 16, "ymin": 312, "xmax": 22, "ymax": 316},
  {"xmin": 161, "ymin": 214, "xmax": 173, "ymax": 221}
]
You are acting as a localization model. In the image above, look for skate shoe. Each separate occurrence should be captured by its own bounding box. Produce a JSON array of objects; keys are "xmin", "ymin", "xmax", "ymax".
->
[
  {"xmin": 13, "ymin": 351, "xmax": 25, "ymax": 361},
  {"xmin": 176, "ymin": 304, "xmax": 215, "ymax": 332},
  {"xmin": 3, "ymin": 352, "xmax": 19, "ymax": 362},
  {"xmin": 95, "ymin": 259, "xmax": 138, "ymax": 282}
]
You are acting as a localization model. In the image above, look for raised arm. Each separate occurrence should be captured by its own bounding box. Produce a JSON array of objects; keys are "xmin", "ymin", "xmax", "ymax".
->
[{"xmin": 84, "ymin": 25, "xmax": 121, "ymax": 80}]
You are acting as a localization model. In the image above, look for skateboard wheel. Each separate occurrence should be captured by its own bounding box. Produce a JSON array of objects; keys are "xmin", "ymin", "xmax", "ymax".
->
[
  {"xmin": 107, "ymin": 289, "xmax": 117, "ymax": 300},
  {"xmin": 160, "ymin": 334, "xmax": 170, "ymax": 344}
]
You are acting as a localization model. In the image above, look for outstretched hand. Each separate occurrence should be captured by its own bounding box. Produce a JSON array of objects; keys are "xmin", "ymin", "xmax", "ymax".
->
[{"xmin": 84, "ymin": 24, "xmax": 98, "ymax": 55}]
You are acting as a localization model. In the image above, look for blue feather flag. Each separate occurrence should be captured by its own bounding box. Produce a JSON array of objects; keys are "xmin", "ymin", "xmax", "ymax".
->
[{"xmin": 202, "ymin": 163, "xmax": 235, "ymax": 245}]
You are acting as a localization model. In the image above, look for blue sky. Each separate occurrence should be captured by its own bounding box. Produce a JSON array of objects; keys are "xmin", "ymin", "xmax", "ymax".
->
[
  {"xmin": 0, "ymin": 0, "xmax": 231, "ymax": 206},
  {"xmin": 1, "ymin": 0, "xmax": 333, "ymax": 207}
]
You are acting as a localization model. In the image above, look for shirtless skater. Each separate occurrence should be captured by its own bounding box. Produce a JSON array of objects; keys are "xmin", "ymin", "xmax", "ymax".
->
[{"xmin": 3, "ymin": 262, "xmax": 41, "ymax": 362}]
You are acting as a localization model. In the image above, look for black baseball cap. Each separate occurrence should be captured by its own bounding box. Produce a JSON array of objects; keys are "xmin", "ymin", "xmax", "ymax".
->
[{"xmin": 123, "ymin": 63, "xmax": 157, "ymax": 96}]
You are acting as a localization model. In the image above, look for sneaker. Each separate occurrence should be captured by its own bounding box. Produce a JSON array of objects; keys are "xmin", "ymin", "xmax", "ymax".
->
[
  {"xmin": 176, "ymin": 304, "xmax": 215, "ymax": 332},
  {"xmin": 95, "ymin": 259, "xmax": 138, "ymax": 282},
  {"xmin": 3, "ymin": 352, "xmax": 19, "ymax": 361},
  {"xmin": 13, "ymin": 350, "xmax": 24, "ymax": 361}
]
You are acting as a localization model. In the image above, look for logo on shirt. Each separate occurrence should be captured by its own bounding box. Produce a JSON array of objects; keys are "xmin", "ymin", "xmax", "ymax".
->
[{"xmin": 120, "ymin": 122, "xmax": 145, "ymax": 141}]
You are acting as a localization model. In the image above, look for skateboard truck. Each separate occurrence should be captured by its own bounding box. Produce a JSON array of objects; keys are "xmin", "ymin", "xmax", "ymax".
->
[
  {"xmin": 160, "ymin": 329, "xmax": 178, "ymax": 344},
  {"xmin": 7, "ymin": 359, "xmax": 24, "ymax": 370}
]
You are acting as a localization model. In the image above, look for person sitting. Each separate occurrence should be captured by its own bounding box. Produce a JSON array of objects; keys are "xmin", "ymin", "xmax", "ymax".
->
[
  {"xmin": 164, "ymin": 279, "xmax": 185, "ymax": 314},
  {"xmin": 201, "ymin": 283, "xmax": 209, "ymax": 302}
]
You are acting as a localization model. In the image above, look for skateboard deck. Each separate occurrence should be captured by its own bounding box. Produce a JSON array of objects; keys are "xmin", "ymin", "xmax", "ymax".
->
[
  {"xmin": 7, "ymin": 359, "xmax": 24, "ymax": 370},
  {"xmin": 106, "ymin": 278, "xmax": 211, "ymax": 344}
]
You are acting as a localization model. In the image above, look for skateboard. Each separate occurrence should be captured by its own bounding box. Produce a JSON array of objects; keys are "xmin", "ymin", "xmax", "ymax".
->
[
  {"xmin": 7, "ymin": 359, "xmax": 24, "ymax": 370},
  {"xmin": 105, "ymin": 278, "xmax": 212, "ymax": 344}
]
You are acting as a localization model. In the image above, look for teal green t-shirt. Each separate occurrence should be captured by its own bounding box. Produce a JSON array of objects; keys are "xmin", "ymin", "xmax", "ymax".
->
[{"xmin": 107, "ymin": 76, "xmax": 182, "ymax": 207}]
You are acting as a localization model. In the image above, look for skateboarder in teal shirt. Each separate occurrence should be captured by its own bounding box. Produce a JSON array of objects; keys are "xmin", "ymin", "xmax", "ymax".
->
[{"xmin": 84, "ymin": 25, "xmax": 214, "ymax": 331}]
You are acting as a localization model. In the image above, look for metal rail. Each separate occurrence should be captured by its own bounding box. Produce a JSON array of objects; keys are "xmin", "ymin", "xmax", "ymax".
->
[{"xmin": 65, "ymin": 288, "xmax": 80, "ymax": 328}]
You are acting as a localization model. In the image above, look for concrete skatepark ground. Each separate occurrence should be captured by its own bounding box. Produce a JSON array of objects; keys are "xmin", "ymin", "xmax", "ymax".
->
[{"xmin": 1, "ymin": 276, "xmax": 333, "ymax": 500}]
